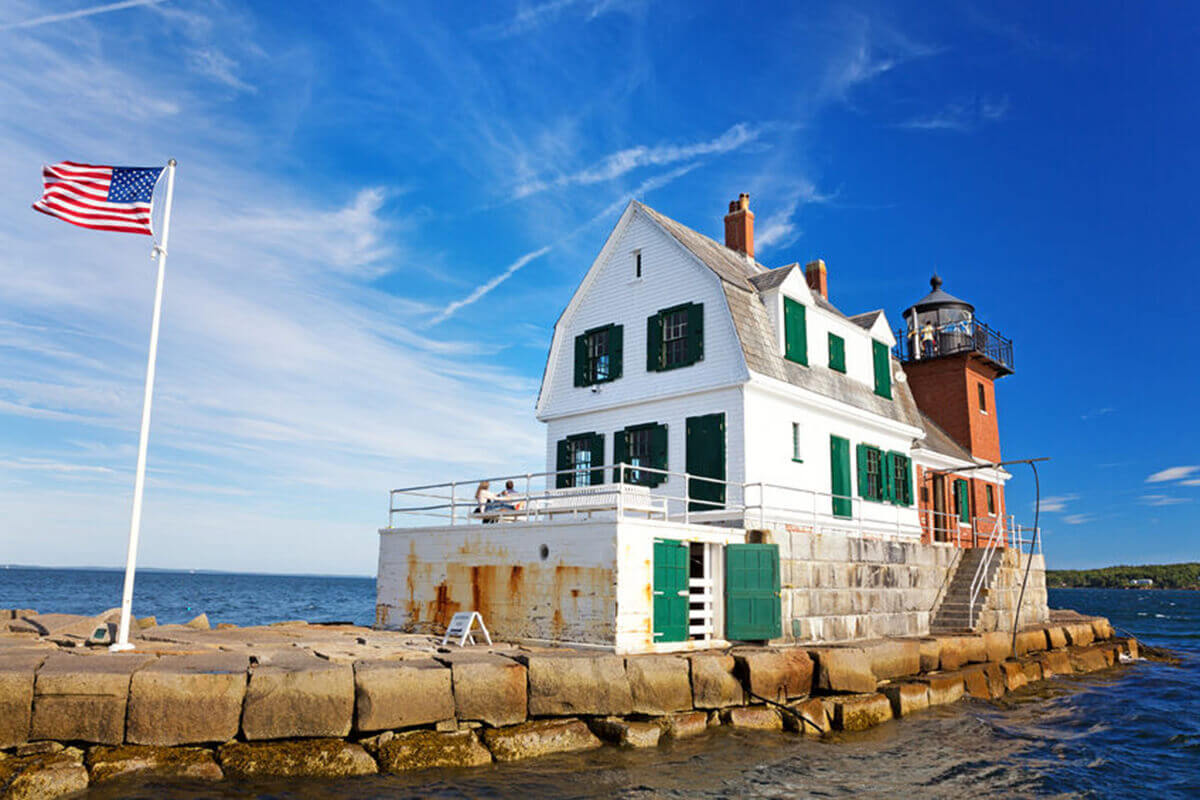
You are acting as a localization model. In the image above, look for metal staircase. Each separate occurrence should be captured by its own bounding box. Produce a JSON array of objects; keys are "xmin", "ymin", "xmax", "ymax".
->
[{"xmin": 930, "ymin": 533, "xmax": 1005, "ymax": 633}]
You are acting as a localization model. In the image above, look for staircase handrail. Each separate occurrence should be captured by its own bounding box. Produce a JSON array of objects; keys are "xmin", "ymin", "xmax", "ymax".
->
[{"xmin": 968, "ymin": 516, "xmax": 1005, "ymax": 628}]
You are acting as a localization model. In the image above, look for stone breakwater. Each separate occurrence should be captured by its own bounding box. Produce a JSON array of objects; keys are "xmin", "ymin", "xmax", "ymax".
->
[{"xmin": 0, "ymin": 608, "xmax": 1137, "ymax": 799}]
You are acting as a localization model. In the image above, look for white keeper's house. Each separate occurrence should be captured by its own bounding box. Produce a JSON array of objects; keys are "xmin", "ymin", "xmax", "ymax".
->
[{"xmin": 377, "ymin": 195, "xmax": 1048, "ymax": 653}]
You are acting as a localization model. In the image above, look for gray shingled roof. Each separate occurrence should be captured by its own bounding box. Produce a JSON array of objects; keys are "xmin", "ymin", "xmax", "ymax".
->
[
  {"xmin": 914, "ymin": 412, "xmax": 974, "ymax": 461},
  {"xmin": 848, "ymin": 310, "xmax": 884, "ymax": 330},
  {"xmin": 747, "ymin": 264, "xmax": 798, "ymax": 292},
  {"xmin": 637, "ymin": 201, "xmax": 924, "ymax": 430}
]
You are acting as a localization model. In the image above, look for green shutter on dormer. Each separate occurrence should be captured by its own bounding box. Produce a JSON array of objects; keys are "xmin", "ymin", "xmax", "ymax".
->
[
  {"xmin": 646, "ymin": 313, "xmax": 663, "ymax": 372},
  {"xmin": 828, "ymin": 333, "xmax": 846, "ymax": 373},
  {"xmin": 872, "ymin": 340, "xmax": 892, "ymax": 399},
  {"xmin": 609, "ymin": 324, "xmax": 623, "ymax": 380},
  {"xmin": 574, "ymin": 333, "xmax": 588, "ymax": 387},
  {"xmin": 784, "ymin": 297, "xmax": 808, "ymax": 365},
  {"xmin": 686, "ymin": 302, "xmax": 704, "ymax": 365}
]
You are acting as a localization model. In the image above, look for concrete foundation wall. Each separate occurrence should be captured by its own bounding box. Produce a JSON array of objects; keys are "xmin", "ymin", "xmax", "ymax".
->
[
  {"xmin": 764, "ymin": 525, "xmax": 961, "ymax": 643},
  {"xmin": 376, "ymin": 522, "xmax": 620, "ymax": 646},
  {"xmin": 975, "ymin": 549, "xmax": 1050, "ymax": 632}
]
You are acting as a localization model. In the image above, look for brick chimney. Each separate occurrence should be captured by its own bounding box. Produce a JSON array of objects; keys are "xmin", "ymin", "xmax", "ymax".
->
[
  {"xmin": 805, "ymin": 259, "xmax": 828, "ymax": 300},
  {"xmin": 723, "ymin": 193, "xmax": 754, "ymax": 258}
]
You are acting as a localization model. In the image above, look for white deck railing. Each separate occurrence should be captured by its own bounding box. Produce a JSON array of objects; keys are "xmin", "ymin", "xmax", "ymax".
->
[{"xmin": 388, "ymin": 463, "xmax": 965, "ymax": 540}]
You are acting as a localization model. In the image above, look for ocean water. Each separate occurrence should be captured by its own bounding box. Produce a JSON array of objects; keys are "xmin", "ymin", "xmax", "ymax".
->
[{"xmin": 2, "ymin": 570, "xmax": 1197, "ymax": 799}]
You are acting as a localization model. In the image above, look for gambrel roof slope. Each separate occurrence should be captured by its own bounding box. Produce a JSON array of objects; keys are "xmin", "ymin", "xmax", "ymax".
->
[{"xmin": 635, "ymin": 202, "xmax": 925, "ymax": 433}]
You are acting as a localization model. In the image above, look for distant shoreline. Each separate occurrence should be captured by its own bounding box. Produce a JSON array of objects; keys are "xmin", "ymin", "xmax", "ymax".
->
[{"xmin": 1046, "ymin": 562, "xmax": 1200, "ymax": 590}]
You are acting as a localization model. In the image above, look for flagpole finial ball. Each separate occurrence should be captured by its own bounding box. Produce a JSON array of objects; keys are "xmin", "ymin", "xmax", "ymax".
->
[{"xmin": 168, "ymin": 159, "xmax": 177, "ymax": 166}]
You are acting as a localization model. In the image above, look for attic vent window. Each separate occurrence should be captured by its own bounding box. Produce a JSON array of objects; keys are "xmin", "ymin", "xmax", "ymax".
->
[{"xmin": 634, "ymin": 250, "xmax": 642, "ymax": 279}]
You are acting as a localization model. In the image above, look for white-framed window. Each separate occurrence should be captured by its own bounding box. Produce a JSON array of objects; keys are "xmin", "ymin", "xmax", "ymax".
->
[{"xmin": 791, "ymin": 422, "xmax": 803, "ymax": 462}]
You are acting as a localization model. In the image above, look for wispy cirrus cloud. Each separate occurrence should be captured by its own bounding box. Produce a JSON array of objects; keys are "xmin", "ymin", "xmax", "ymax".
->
[
  {"xmin": 1039, "ymin": 494, "xmax": 1079, "ymax": 513},
  {"xmin": 427, "ymin": 246, "xmax": 552, "ymax": 326},
  {"xmin": 1141, "ymin": 494, "xmax": 1192, "ymax": 507},
  {"xmin": 1146, "ymin": 465, "xmax": 1200, "ymax": 483},
  {"xmin": 515, "ymin": 123, "xmax": 762, "ymax": 199},
  {"xmin": 898, "ymin": 96, "xmax": 1010, "ymax": 132},
  {"xmin": 1081, "ymin": 406, "xmax": 1115, "ymax": 421},
  {"xmin": 1063, "ymin": 513, "xmax": 1093, "ymax": 525},
  {"xmin": 473, "ymin": 0, "xmax": 637, "ymax": 40},
  {"xmin": 0, "ymin": 0, "xmax": 163, "ymax": 31}
]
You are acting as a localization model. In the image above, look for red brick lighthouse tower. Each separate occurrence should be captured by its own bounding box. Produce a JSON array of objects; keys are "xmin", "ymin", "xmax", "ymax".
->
[{"xmin": 899, "ymin": 276, "xmax": 1014, "ymax": 542}]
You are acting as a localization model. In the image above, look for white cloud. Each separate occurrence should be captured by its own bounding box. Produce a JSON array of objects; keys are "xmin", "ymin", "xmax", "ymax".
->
[
  {"xmin": 1063, "ymin": 514, "xmax": 1092, "ymax": 525},
  {"xmin": 515, "ymin": 123, "xmax": 761, "ymax": 199},
  {"xmin": 754, "ymin": 181, "xmax": 828, "ymax": 252},
  {"xmin": 1146, "ymin": 465, "xmax": 1200, "ymax": 483},
  {"xmin": 473, "ymin": 0, "xmax": 636, "ymax": 40},
  {"xmin": 188, "ymin": 48, "xmax": 255, "ymax": 93},
  {"xmin": 1180, "ymin": 479, "xmax": 1200, "ymax": 487},
  {"xmin": 0, "ymin": 0, "xmax": 163, "ymax": 31},
  {"xmin": 1140, "ymin": 494, "xmax": 1192, "ymax": 507},
  {"xmin": 1039, "ymin": 494, "xmax": 1078, "ymax": 513},
  {"xmin": 427, "ymin": 246, "xmax": 552, "ymax": 326},
  {"xmin": 1081, "ymin": 407, "xmax": 1114, "ymax": 421},
  {"xmin": 898, "ymin": 96, "xmax": 1010, "ymax": 132}
]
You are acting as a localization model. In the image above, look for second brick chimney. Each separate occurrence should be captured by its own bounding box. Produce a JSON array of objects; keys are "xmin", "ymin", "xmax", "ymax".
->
[
  {"xmin": 805, "ymin": 259, "xmax": 828, "ymax": 300},
  {"xmin": 724, "ymin": 193, "xmax": 754, "ymax": 258}
]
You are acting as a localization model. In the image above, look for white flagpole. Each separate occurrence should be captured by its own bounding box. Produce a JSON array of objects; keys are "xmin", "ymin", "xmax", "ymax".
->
[{"xmin": 111, "ymin": 158, "xmax": 176, "ymax": 652}]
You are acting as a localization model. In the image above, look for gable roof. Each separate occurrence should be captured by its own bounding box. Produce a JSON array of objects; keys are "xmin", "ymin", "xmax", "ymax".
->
[
  {"xmin": 915, "ymin": 412, "xmax": 974, "ymax": 461},
  {"xmin": 849, "ymin": 310, "xmax": 884, "ymax": 330},
  {"xmin": 635, "ymin": 201, "xmax": 923, "ymax": 431}
]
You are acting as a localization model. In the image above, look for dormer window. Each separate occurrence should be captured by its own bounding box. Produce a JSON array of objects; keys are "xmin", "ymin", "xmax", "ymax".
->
[
  {"xmin": 573, "ymin": 324, "xmax": 623, "ymax": 387},
  {"xmin": 784, "ymin": 297, "xmax": 808, "ymax": 365}
]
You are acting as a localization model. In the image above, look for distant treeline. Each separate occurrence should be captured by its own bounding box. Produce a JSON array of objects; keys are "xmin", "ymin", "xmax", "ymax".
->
[{"xmin": 1047, "ymin": 562, "xmax": 1200, "ymax": 589}]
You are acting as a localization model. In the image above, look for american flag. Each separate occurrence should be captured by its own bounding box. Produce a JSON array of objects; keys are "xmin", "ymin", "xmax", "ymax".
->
[{"xmin": 33, "ymin": 161, "xmax": 164, "ymax": 236}]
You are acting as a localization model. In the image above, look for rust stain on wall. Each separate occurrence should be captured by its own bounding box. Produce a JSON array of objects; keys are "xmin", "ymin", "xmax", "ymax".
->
[{"xmin": 508, "ymin": 565, "xmax": 524, "ymax": 594}]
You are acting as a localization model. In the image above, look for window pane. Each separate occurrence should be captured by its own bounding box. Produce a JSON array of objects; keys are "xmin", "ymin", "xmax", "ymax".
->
[
  {"xmin": 571, "ymin": 440, "xmax": 592, "ymax": 487},
  {"xmin": 792, "ymin": 423, "xmax": 802, "ymax": 460},
  {"xmin": 587, "ymin": 329, "xmax": 609, "ymax": 382},
  {"xmin": 663, "ymin": 309, "xmax": 688, "ymax": 367}
]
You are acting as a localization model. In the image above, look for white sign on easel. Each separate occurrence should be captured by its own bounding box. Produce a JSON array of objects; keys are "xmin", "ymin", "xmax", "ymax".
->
[{"xmin": 441, "ymin": 611, "xmax": 492, "ymax": 647}]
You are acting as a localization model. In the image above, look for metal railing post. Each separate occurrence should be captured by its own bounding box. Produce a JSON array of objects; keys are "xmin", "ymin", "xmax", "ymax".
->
[{"xmin": 449, "ymin": 481, "xmax": 457, "ymax": 525}]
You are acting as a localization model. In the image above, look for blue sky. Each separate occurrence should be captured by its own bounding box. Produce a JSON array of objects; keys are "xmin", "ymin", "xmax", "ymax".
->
[{"xmin": 1, "ymin": 0, "xmax": 1196, "ymax": 575}]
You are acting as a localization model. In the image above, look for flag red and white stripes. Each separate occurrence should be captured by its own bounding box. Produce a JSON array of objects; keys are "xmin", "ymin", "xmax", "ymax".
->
[{"xmin": 33, "ymin": 161, "xmax": 164, "ymax": 236}]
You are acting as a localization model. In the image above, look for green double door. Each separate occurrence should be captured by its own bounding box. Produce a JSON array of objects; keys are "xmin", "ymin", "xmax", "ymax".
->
[
  {"xmin": 725, "ymin": 543, "xmax": 781, "ymax": 641},
  {"xmin": 652, "ymin": 539, "xmax": 689, "ymax": 643},
  {"xmin": 686, "ymin": 413, "xmax": 725, "ymax": 512}
]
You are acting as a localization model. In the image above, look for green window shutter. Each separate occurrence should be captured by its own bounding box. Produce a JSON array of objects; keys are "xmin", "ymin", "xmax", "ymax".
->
[
  {"xmin": 646, "ymin": 313, "xmax": 663, "ymax": 372},
  {"xmin": 612, "ymin": 428, "xmax": 627, "ymax": 484},
  {"xmin": 882, "ymin": 451, "xmax": 895, "ymax": 503},
  {"xmin": 686, "ymin": 303, "xmax": 704, "ymax": 365},
  {"xmin": 828, "ymin": 333, "xmax": 846, "ymax": 373},
  {"xmin": 648, "ymin": 423, "xmax": 669, "ymax": 487},
  {"xmin": 555, "ymin": 438, "xmax": 571, "ymax": 488},
  {"xmin": 830, "ymin": 435, "xmax": 852, "ymax": 518},
  {"xmin": 784, "ymin": 297, "xmax": 808, "ymax": 365},
  {"xmin": 893, "ymin": 454, "xmax": 912, "ymax": 506},
  {"xmin": 608, "ymin": 324, "xmax": 623, "ymax": 380},
  {"xmin": 574, "ymin": 333, "xmax": 589, "ymax": 387},
  {"xmin": 589, "ymin": 432, "xmax": 605, "ymax": 486},
  {"xmin": 872, "ymin": 340, "xmax": 892, "ymax": 399},
  {"xmin": 856, "ymin": 443, "xmax": 870, "ymax": 499},
  {"xmin": 956, "ymin": 479, "xmax": 970, "ymax": 522}
]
